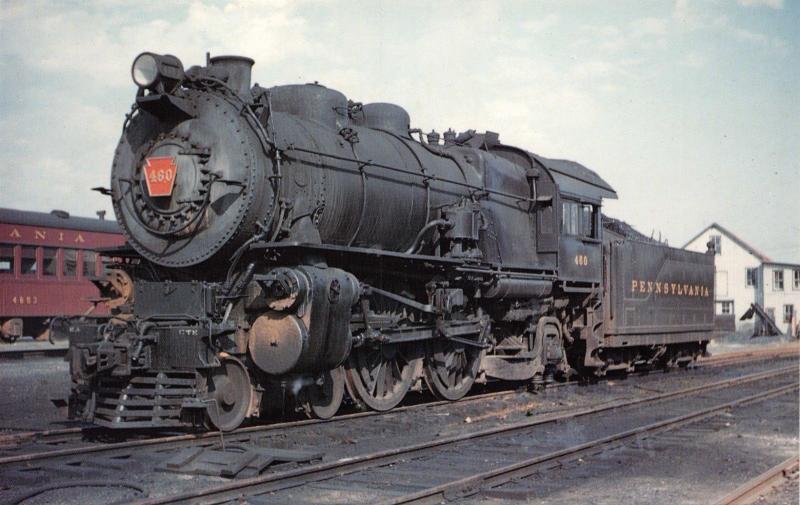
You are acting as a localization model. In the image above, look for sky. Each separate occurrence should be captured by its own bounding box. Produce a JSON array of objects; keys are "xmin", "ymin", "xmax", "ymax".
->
[{"xmin": 1, "ymin": 0, "xmax": 798, "ymax": 261}]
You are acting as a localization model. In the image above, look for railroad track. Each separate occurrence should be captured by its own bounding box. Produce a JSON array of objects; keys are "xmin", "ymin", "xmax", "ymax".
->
[
  {"xmin": 1, "ymin": 348, "xmax": 796, "ymax": 458},
  {"xmin": 0, "ymin": 345, "xmax": 67, "ymax": 360},
  {"xmin": 117, "ymin": 365, "xmax": 795, "ymax": 504},
  {"xmin": 712, "ymin": 456, "xmax": 800, "ymax": 505},
  {"xmin": 1, "ymin": 347, "xmax": 794, "ymax": 456},
  {"xmin": 698, "ymin": 344, "xmax": 799, "ymax": 368},
  {"xmin": 0, "ymin": 361, "xmax": 796, "ymax": 504},
  {"xmin": 0, "ymin": 385, "xmax": 520, "ymax": 466}
]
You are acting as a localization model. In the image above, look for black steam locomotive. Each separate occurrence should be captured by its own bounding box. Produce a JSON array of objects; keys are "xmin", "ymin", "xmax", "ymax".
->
[{"xmin": 58, "ymin": 53, "xmax": 715, "ymax": 430}]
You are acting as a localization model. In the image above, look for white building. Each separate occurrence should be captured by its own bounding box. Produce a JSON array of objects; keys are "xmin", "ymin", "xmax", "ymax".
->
[{"xmin": 684, "ymin": 223, "xmax": 799, "ymax": 336}]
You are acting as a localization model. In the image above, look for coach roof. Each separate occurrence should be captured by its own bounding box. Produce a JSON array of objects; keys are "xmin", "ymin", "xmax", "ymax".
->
[{"xmin": 0, "ymin": 207, "xmax": 120, "ymax": 234}]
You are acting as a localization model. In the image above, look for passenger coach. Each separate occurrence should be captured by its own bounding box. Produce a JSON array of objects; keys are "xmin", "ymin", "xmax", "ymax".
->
[{"xmin": 0, "ymin": 208, "xmax": 125, "ymax": 342}]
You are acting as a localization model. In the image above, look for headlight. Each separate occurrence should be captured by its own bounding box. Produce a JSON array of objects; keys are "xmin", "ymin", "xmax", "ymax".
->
[
  {"xmin": 132, "ymin": 53, "xmax": 159, "ymax": 88},
  {"xmin": 130, "ymin": 52, "xmax": 185, "ymax": 91}
]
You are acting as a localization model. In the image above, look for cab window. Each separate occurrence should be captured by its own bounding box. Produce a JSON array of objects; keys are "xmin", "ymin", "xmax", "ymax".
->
[
  {"xmin": 581, "ymin": 204, "xmax": 596, "ymax": 237},
  {"xmin": 562, "ymin": 201, "xmax": 597, "ymax": 238}
]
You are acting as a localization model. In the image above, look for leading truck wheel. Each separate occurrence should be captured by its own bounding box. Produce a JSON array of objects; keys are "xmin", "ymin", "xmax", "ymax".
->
[{"xmin": 205, "ymin": 358, "xmax": 252, "ymax": 431}]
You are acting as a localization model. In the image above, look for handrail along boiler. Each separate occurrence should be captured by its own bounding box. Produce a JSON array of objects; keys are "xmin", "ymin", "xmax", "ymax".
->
[{"xmin": 59, "ymin": 53, "xmax": 716, "ymax": 430}]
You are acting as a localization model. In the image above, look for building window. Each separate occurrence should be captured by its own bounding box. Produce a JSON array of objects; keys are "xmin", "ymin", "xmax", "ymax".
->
[
  {"xmin": 794, "ymin": 269, "xmax": 800, "ymax": 290},
  {"xmin": 784, "ymin": 305, "xmax": 794, "ymax": 324},
  {"xmin": 0, "ymin": 245, "xmax": 13, "ymax": 274},
  {"xmin": 82, "ymin": 251, "xmax": 97, "ymax": 277},
  {"xmin": 64, "ymin": 249, "xmax": 78, "ymax": 277},
  {"xmin": 710, "ymin": 234, "xmax": 721, "ymax": 255},
  {"xmin": 773, "ymin": 270, "xmax": 784, "ymax": 291},
  {"xmin": 42, "ymin": 247, "xmax": 58, "ymax": 276},
  {"xmin": 745, "ymin": 267, "xmax": 758, "ymax": 288},
  {"xmin": 766, "ymin": 307, "xmax": 776, "ymax": 322},
  {"xmin": 21, "ymin": 246, "xmax": 37, "ymax": 275},
  {"xmin": 720, "ymin": 301, "xmax": 733, "ymax": 315}
]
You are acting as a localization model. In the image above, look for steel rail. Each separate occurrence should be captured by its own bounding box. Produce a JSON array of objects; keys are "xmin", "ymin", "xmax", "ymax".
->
[
  {"xmin": 0, "ymin": 383, "xmax": 522, "ymax": 466},
  {"xmin": 130, "ymin": 365, "xmax": 798, "ymax": 505},
  {"xmin": 711, "ymin": 456, "xmax": 799, "ymax": 505},
  {"xmin": 380, "ymin": 383, "xmax": 798, "ymax": 504},
  {"xmin": 0, "ymin": 350, "xmax": 795, "ymax": 453},
  {"xmin": 0, "ymin": 347, "xmax": 67, "ymax": 360}
]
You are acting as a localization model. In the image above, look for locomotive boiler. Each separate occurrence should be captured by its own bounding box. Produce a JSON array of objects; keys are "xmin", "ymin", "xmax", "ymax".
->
[{"xmin": 60, "ymin": 52, "xmax": 716, "ymax": 431}]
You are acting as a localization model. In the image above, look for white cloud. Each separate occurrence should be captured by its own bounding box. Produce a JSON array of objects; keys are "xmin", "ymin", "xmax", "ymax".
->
[
  {"xmin": 523, "ymin": 13, "xmax": 559, "ymax": 34},
  {"xmin": 679, "ymin": 51, "xmax": 706, "ymax": 68},
  {"xmin": 0, "ymin": 0, "xmax": 796, "ymax": 259},
  {"xmin": 737, "ymin": 0, "xmax": 784, "ymax": 9},
  {"xmin": 630, "ymin": 17, "xmax": 668, "ymax": 38}
]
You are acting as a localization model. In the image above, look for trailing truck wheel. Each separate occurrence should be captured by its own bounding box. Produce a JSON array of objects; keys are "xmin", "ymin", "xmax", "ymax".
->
[
  {"xmin": 205, "ymin": 358, "xmax": 252, "ymax": 431},
  {"xmin": 305, "ymin": 366, "xmax": 345, "ymax": 420},
  {"xmin": 423, "ymin": 339, "xmax": 483, "ymax": 401},
  {"xmin": 345, "ymin": 342, "xmax": 421, "ymax": 411}
]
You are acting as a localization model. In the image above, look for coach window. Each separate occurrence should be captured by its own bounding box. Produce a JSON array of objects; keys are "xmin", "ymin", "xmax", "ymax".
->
[
  {"xmin": 83, "ymin": 251, "xmax": 98, "ymax": 277},
  {"xmin": 0, "ymin": 245, "xmax": 13, "ymax": 274},
  {"xmin": 64, "ymin": 249, "xmax": 78, "ymax": 277},
  {"xmin": 43, "ymin": 247, "xmax": 58, "ymax": 277},
  {"xmin": 21, "ymin": 246, "xmax": 37, "ymax": 275}
]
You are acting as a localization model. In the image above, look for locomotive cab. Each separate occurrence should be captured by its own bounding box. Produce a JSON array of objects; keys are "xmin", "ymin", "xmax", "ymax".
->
[{"xmin": 546, "ymin": 157, "xmax": 616, "ymax": 286}]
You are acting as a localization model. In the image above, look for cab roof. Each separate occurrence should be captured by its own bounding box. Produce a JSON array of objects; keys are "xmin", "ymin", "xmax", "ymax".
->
[{"xmin": 530, "ymin": 154, "xmax": 617, "ymax": 202}]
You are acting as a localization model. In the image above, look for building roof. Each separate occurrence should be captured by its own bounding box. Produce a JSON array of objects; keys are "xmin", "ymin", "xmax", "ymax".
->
[
  {"xmin": 682, "ymin": 222, "xmax": 771, "ymax": 262},
  {"xmin": 762, "ymin": 261, "xmax": 800, "ymax": 269},
  {"xmin": 0, "ymin": 207, "xmax": 120, "ymax": 234}
]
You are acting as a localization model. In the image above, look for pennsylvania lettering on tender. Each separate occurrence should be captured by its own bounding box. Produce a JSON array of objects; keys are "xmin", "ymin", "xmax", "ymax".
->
[{"xmin": 630, "ymin": 280, "xmax": 710, "ymax": 297}]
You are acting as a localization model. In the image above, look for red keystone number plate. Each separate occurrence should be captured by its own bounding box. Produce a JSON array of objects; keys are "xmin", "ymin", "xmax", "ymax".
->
[{"xmin": 143, "ymin": 156, "xmax": 178, "ymax": 197}]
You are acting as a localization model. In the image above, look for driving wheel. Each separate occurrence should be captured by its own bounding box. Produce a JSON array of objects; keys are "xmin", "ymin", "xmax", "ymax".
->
[
  {"xmin": 423, "ymin": 338, "xmax": 483, "ymax": 401},
  {"xmin": 345, "ymin": 342, "xmax": 421, "ymax": 411}
]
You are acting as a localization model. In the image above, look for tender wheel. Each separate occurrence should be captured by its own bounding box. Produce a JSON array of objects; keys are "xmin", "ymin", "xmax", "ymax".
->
[
  {"xmin": 205, "ymin": 357, "xmax": 252, "ymax": 431},
  {"xmin": 345, "ymin": 342, "xmax": 421, "ymax": 411},
  {"xmin": 423, "ymin": 339, "xmax": 483, "ymax": 401},
  {"xmin": 306, "ymin": 366, "xmax": 345, "ymax": 419}
]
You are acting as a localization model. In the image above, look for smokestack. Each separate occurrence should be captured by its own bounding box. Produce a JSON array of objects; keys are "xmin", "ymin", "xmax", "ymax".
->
[
  {"xmin": 96, "ymin": 210, "xmax": 106, "ymax": 221},
  {"xmin": 209, "ymin": 55, "xmax": 254, "ymax": 98}
]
